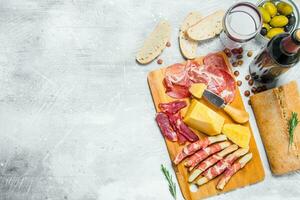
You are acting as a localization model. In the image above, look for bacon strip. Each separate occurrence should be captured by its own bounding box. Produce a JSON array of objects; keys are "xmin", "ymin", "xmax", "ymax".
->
[
  {"xmin": 155, "ymin": 112, "xmax": 177, "ymax": 142},
  {"xmin": 217, "ymin": 153, "xmax": 253, "ymax": 190},
  {"xmin": 196, "ymin": 148, "xmax": 249, "ymax": 186},
  {"xmin": 158, "ymin": 100, "xmax": 187, "ymax": 114},
  {"xmin": 173, "ymin": 135, "xmax": 227, "ymax": 165},
  {"xmin": 184, "ymin": 141, "xmax": 231, "ymax": 171},
  {"xmin": 188, "ymin": 144, "xmax": 238, "ymax": 182}
]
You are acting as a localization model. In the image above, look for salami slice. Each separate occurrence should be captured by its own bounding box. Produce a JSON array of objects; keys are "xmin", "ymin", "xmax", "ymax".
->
[
  {"xmin": 203, "ymin": 53, "xmax": 228, "ymax": 71},
  {"xmin": 155, "ymin": 112, "xmax": 177, "ymax": 142}
]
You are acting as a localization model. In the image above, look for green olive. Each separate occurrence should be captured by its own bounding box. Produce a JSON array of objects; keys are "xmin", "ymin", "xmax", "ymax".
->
[
  {"xmin": 263, "ymin": 23, "xmax": 271, "ymax": 31},
  {"xmin": 264, "ymin": 2, "xmax": 277, "ymax": 17},
  {"xmin": 270, "ymin": 15, "xmax": 288, "ymax": 27},
  {"xmin": 277, "ymin": 2, "xmax": 293, "ymax": 16},
  {"xmin": 259, "ymin": 7, "xmax": 271, "ymax": 23},
  {"xmin": 267, "ymin": 28, "xmax": 284, "ymax": 39}
]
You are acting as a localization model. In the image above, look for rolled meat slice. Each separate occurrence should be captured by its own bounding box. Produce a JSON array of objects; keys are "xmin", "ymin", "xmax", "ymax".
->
[
  {"xmin": 155, "ymin": 112, "xmax": 177, "ymax": 142},
  {"xmin": 184, "ymin": 141, "xmax": 231, "ymax": 171},
  {"xmin": 188, "ymin": 144, "xmax": 238, "ymax": 182},
  {"xmin": 173, "ymin": 135, "xmax": 227, "ymax": 165},
  {"xmin": 217, "ymin": 153, "xmax": 253, "ymax": 190},
  {"xmin": 196, "ymin": 148, "xmax": 249, "ymax": 186},
  {"xmin": 158, "ymin": 100, "xmax": 187, "ymax": 115}
]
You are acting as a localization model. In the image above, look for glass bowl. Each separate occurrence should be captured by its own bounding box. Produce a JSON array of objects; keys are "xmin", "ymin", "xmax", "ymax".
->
[{"xmin": 256, "ymin": 0, "xmax": 300, "ymax": 45}]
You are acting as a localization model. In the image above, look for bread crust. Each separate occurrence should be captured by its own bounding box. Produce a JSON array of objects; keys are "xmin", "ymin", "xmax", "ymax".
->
[{"xmin": 250, "ymin": 81, "xmax": 300, "ymax": 175}]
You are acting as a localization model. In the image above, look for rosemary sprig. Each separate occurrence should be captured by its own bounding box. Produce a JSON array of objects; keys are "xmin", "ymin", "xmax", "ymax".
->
[
  {"xmin": 161, "ymin": 164, "xmax": 177, "ymax": 200},
  {"xmin": 288, "ymin": 112, "xmax": 299, "ymax": 147}
]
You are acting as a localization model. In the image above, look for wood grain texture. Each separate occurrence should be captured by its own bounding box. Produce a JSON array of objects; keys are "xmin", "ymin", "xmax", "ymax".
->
[{"xmin": 147, "ymin": 52, "xmax": 265, "ymax": 199}]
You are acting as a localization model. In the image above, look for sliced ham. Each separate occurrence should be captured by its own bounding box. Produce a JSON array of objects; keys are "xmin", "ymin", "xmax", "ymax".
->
[
  {"xmin": 217, "ymin": 153, "xmax": 252, "ymax": 190},
  {"xmin": 163, "ymin": 54, "xmax": 236, "ymax": 104},
  {"xmin": 173, "ymin": 135, "xmax": 227, "ymax": 165},
  {"xmin": 155, "ymin": 112, "xmax": 177, "ymax": 142},
  {"xmin": 158, "ymin": 100, "xmax": 187, "ymax": 114},
  {"xmin": 184, "ymin": 141, "xmax": 230, "ymax": 171},
  {"xmin": 196, "ymin": 148, "xmax": 249, "ymax": 186},
  {"xmin": 188, "ymin": 144, "xmax": 238, "ymax": 182}
]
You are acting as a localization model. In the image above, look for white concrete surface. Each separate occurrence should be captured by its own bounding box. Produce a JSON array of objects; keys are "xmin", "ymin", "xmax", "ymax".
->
[{"xmin": 0, "ymin": 0, "xmax": 300, "ymax": 199}]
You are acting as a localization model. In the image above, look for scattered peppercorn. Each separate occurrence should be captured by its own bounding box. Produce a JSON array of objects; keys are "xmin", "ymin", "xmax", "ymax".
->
[
  {"xmin": 245, "ymin": 74, "xmax": 250, "ymax": 80},
  {"xmin": 237, "ymin": 47, "xmax": 243, "ymax": 54},
  {"xmin": 237, "ymin": 60, "xmax": 243, "ymax": 66},
  {"xmin": 231, "ymin": 48, "xmax": 239, "ymax": 54},
  {"xmin": 244, "ymin": 90, "xmax": 250, "ymax": 97},
  {"xmin": 248, "ymin": 79, "xmax": 254, "ymax": 86},
  {"xmin": 234, "ymin": 70, "xmax": 240, "ymax": 77},
  {"xmin": 247, "ymin": 51, "xmax": 253, "ymax": 57},
  {"xmin": 251, "ymin": 87, "xmax": 257, "ymax": 93},
  {"xmin": 166, "ymin": 42, "xmax": 171, "ymax": 47},
  {"xmin": 224, "ymin": 48, "xmax": 230, "ymax": 54},
  {"xmin": 157, "ymin": 59, "xmax": 163, "ymax": 64},
  {"xmin": 237, "ymin": 80, "xmax": 242, "ymax": 86},
  {"xmin": 237, "ymin": 54, "xmax": 243, "ymax": 59},
  {"xmin": 256, "ymin": 87, "xmax": 262, "ymax": 93},
  {"xmin": 232, "ymin": 62, "xmax": 238, "ymax": 67}
]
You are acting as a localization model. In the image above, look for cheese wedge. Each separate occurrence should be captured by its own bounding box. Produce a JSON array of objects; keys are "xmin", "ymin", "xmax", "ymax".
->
[
  {"xmin": 222, "ymin": 124, "xmax": 251, "ymax": 148},
  {"xmin": 189, "ymin": 83, "xmax": 207, "ymax": 99},
  {"xmin": 184, "ymin": 99, "xmax": 225, "ymax": 135}
]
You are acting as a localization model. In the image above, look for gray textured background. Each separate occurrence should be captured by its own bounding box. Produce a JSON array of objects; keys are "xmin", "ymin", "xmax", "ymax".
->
[{"xmin": 0, "ymin": 0, "xmax": 300, "ymax": 199}]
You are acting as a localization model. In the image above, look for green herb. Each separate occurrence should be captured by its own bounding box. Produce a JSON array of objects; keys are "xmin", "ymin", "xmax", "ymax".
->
[
  {"xmin": 161, "ymin": 164, "xmax": 176, "ymax": 199},
  {"xmin": 288, "ymin": 112, "xmax": 299, "ymax": 146}
]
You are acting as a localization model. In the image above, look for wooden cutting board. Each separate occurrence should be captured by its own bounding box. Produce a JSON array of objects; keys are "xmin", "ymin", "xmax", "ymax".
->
[{"xmin": 147, "ymin": 52, "xmax": 265, "ymax": 199}]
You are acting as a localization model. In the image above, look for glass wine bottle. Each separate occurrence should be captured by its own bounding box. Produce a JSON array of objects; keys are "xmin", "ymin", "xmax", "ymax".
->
[{"xmin": 249, "ymin": 28, "xmax": 300, "ymax": 83}]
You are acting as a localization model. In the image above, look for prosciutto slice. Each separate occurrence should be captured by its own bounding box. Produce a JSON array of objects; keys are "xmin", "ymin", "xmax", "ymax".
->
[
  {"xmin": 155, "ymin": 112, "xmax": 177, "ymax": 141},
  {"xmin": 163, "ymin": 53, "xmax": 236, "ymax": 104},
  {"xmin": 196, "ymin": 148, "xmax": 249, "ymax": 186},
  {"xmin": 217, "ymin": 153, "xmax": 252, "ymax": 190},
  {"xmin": 173, "ymin": 135, "xmax": 227, "ymax": 165},
  {"xmin": 188, "ymin": 144, "xmax": 238, "ymax": 182},
  {"xmin": 184, "ymin": 141, "xmax": 230, "ymax": 171},
  {"xmin": 158, "ymin": 100, "xmax": 187, "ymax": 114}
]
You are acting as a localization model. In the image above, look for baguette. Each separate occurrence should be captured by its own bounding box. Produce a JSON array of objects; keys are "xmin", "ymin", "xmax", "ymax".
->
[
  {"xmin": 179, "ymin": 12, "xmax": 202, "ymax": 59},
  {"xmin": 187, "ymin": 10, "xmax": 224, "ymax": 41},
  {"xmin": 136, "ymin": 20, "xmax": 171, "ymax": 64}
]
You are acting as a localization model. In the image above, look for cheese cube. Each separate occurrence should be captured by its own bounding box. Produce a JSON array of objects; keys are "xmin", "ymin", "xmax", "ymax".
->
[
  {"xmin": 189, "ymin": 83, "xmax": 207, "ymax": 99},
  {"xmin": 184, "ymin": 99, "xmax": 225, "ymax": 135},
  {"xmin": 222, "ymin": 124, "xmax": 251, "ymax": 148}
]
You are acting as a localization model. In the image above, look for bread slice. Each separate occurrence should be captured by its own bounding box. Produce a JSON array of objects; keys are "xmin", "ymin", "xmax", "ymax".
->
[
  {"xmin": 136, "ymin": 20, "xmax": 171, "ymax": 64},
  {"xmin": 251, "ymin": 81, "xmax": 300, "ymax": 175},
  {"xmin": 179, "ymin": 12, "xmax": 202, "ymax": 59},
  {"xmin": 187, "ymin": 10, "xmax": 224, "ymax": 41}
]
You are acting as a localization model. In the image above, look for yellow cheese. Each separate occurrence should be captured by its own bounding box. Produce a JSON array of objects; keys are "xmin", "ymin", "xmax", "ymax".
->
[
  {"xmin": 189, "ymin": 83, "xmax": 207, "ymax": 99},
  {"xmin": 222, "ymin": 124, "xmax": 251, "ymax": 148},
  {"xmin": 184, "ymin": 99, "xmax": 225, "ymax": 135}
]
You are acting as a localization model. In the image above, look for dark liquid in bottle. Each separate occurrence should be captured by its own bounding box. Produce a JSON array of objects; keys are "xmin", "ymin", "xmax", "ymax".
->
[{"xmin": 250, "ymin": 33, "xmax": 300, "ymax": 83}]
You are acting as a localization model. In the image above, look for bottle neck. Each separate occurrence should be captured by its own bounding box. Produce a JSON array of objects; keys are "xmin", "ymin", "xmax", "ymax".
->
[{"xmin": 281, "ymin": 33, "xmax": 300, "ymax": 54}]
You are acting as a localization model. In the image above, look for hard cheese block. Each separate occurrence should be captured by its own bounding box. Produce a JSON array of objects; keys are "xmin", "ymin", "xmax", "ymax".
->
[
  {"xmin": 250, "ymin": 81, "xmax": 300, "ymax": 175},
  {"xmin": 184, "ymin": 99, "xmax": 225, "ymax": 135},
  {"xmin": 222, "ymin": 124, "xmax": 251, "ymax": 148}
]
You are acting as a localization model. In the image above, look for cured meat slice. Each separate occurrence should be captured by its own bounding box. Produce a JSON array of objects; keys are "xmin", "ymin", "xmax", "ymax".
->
[
  {"xmin": 173, "ymin": 135, "xmax": 227, "ymax": 165},
  {"xmin": 196, "ymin": 148, "xmax": 249, "ymax": 186},
  {"xmin": 185, "ymin": 141, "xmax": 230, "ymax": 171},
  {"xmin": 177, "ymin": 132, "xmax": 188, "ymax": 145},
  {"xmin": 203, "ymin": 53, "xmax": 228, "ymax": 72},
  {"xmin": 217, "ymin": 153, "xmax": 252, "ymax": 190},
  {"xmin": 155, "ymin": 112, "xmax": 177, "ymax": 142},
  {"xmin": 158, "ymin": 100, "xmax": 187, "ymax": 114},
  {"xmin": 163, "ymin": 55, "xmax": 236, "ymax": 103},
  {"xmin": 168, "ymin": 113, "xmax": 199, "ymax": 142},
  {"xmin": 165, "ymin": 63, "xmax": 190, "ymax": 86},
  {"xmin": 188, "ymin": 144, "xmax": 238, "ymax": 182}
]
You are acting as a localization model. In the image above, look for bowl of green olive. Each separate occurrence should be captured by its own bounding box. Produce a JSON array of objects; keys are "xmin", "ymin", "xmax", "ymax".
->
[{"xmin": 256, "ymin": 0, "xmax": 299, "ymax": 43}]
